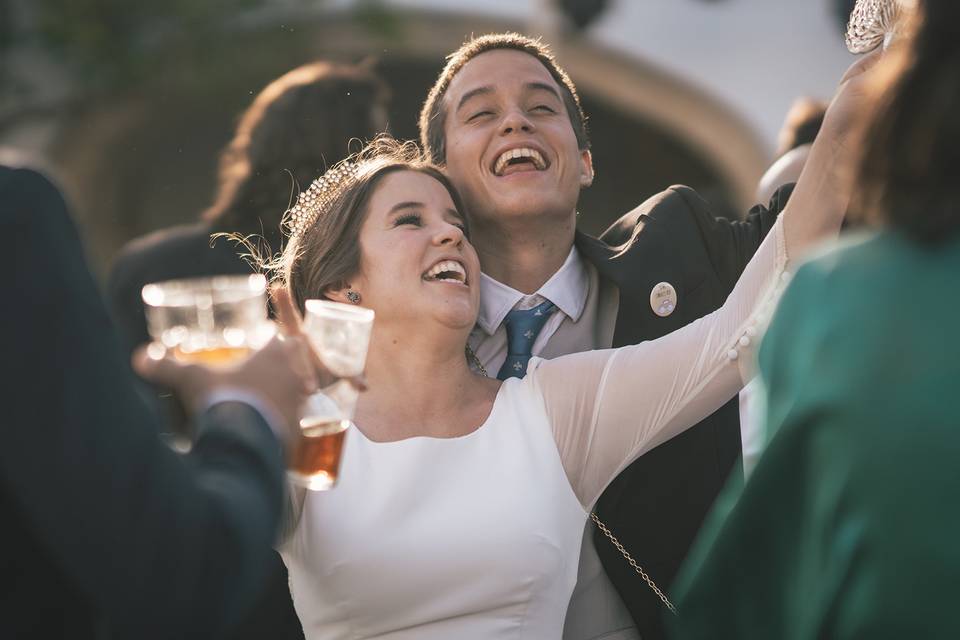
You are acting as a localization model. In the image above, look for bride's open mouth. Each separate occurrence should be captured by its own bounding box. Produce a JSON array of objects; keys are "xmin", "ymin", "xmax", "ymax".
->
[{"xmin": 422, "ymin": 259, "xmax": 468, "ymax": 286}]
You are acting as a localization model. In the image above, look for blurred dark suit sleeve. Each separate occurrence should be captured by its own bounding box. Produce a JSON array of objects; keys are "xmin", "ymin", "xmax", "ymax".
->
[{"xmin": 0, "ymin": 166, "xmax": 286, "ymax": 639}]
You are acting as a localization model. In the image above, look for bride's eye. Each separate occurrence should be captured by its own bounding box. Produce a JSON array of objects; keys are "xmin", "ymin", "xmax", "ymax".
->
[{"xmin": 394, "ymin": 213, "xmax": 422, "ymax": 227}]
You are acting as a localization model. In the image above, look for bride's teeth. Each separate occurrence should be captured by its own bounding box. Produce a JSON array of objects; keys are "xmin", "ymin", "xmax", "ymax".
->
[{"xmin": 425, "ymin": 260, "xmax": 466, "ymax": 283}]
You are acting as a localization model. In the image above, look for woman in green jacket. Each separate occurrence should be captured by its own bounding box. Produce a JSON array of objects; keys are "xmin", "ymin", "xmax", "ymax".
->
[{"xmin": 671, "ymin": 0, "xmax": 960, "ymax": 637}]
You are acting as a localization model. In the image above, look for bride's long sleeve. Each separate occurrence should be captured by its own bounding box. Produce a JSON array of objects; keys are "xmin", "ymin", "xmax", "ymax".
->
[{"xmin": 528, "ymin": 216, "xmax": 792, "ymax": 510}]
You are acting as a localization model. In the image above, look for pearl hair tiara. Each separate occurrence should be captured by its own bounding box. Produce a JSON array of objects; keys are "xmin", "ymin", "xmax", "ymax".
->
[{"xmin": 286, "ymin": 161, "xmax": 361, "ymax": 240}]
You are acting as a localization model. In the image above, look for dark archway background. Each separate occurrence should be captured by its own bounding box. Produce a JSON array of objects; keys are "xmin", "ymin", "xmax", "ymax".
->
[{"xmin": 49, "ymin": 21, "xmax": 738, "ymax": 279}]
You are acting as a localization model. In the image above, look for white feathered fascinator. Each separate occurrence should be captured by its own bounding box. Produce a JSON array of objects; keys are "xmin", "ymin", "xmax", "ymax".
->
[{"xmin": 845, "ymin": 0, "xmax": 917, "ymax": 53}]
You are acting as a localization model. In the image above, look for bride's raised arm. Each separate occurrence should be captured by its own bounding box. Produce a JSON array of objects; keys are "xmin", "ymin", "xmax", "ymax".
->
[{"xmin": 527, "ymin": 52, "xmax": 880, "ymax": 510}]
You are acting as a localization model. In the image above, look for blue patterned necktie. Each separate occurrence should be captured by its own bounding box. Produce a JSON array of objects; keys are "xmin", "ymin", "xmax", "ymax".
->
[{"xmin": 497, "ymin": 300, "xmax": 557, "ymax": 380}]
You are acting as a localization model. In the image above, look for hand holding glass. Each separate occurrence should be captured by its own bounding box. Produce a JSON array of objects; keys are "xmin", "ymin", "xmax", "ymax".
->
[{"xmin": 289, "ymin": 300, "xmax": 374, "ymax": 491}]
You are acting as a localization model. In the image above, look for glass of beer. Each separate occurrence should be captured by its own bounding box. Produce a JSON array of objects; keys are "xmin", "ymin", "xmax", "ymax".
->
[
  {"xmin": 141, "ymin": 274, "xmax": 273, "ymax": 366},
  {"xmin": 290, "ymin": 299, "xmax": 374, "ymax": 491}
]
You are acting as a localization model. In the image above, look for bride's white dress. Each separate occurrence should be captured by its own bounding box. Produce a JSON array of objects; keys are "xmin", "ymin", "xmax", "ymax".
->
[{"xmin": 280, "ymin": 218, "xmax": 790, "ymax": 639}]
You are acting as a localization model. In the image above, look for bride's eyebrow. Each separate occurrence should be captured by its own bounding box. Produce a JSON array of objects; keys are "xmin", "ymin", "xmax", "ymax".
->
[{"xmin": 388, "ymin": 201, "xmax": 424, "ymax": 215}]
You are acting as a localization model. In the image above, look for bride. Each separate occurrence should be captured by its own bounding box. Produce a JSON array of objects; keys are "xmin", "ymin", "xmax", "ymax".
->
[{"xmin": 274, "ymin": 55, "xmax": 873, "ymax": 639}]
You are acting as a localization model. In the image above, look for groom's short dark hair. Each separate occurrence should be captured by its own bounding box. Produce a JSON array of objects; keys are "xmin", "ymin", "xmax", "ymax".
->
[{"xmin": 418, "ymin": 32, "xmax": 590, "ymax": 165}]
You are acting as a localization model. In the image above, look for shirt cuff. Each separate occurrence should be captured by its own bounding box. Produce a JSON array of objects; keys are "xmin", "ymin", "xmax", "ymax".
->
[{"xmin": 199, "ymin": 388, "xmax": 289, "ymax": 448}]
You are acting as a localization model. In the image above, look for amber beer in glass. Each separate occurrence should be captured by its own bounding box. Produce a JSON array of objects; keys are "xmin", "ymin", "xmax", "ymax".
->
[
  {"xmin": 290, "ymin": 300, "xmax": 374, "ymax": 490},
  {"xmin": 141, "ymin": 274, "xmax": 271, "ymax": 366},
  {"xmin": 289, "ymin": 417, "xmax": 350, "ymax": 489},
  {"xmin": 172, "ymin": 345, "xmax": 251, "ymax": 365}
]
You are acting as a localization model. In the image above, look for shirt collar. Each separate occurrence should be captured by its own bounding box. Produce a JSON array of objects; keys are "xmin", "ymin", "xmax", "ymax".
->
[{"xmin": 477, "ymin": 246, "xmax": 589, "ymax": 335}]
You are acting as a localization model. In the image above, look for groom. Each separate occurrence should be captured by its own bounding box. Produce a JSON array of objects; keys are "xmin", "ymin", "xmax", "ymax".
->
[{"xmin": 418, "ymin": 33, "xmax": 846, "ymax": 639}]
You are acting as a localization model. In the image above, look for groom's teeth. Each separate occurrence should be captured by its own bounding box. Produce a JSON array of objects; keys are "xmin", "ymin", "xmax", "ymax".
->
[{"xmin": 493, "ymin": 147, "xmax": 546, "ymax": 176}]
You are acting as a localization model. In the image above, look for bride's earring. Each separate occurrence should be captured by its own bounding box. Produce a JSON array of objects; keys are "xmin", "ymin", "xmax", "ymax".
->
[{"xmin": 346, "ymin": 290, "xmax": 361, "ymax": 304}]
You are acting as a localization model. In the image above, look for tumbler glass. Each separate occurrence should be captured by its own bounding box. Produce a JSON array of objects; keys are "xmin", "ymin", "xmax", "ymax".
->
[
  {"xmin": 141, "ymin": 274, "xmax": 273, "ymax": 366},
  {"xmin": 288, "ymin": 300, "xmax": 375, "ymax": 490}
]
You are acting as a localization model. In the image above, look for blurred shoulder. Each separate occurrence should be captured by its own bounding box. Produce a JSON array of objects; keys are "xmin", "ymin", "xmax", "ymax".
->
[
  {"xmin": 0, "ymin": 165, "xmax": 62, "ymax": 196},
  {"xmin": 762, "ymin": 233, "xmax": 874, "ymax": 345},
  {"xmin": 774, "ymin": 232, "xmax": 885, "ymax": 320},
  {"xmin": 107, "ymin": 222, "xmax": 252, "ymax": 305},
  {"xmin": 0, "ymin": 165, "xmax": 65, "ymax": 204},
  {"xmin": 109, "ymin": 223, "xmax": 233, "ymax": 284},
  {"xmin": 113, "ymin": 223, "xmax": 214, "ymax": 264},
  {"xmin": 766, "ymin": 230, "xmax": 944, "ymax": 357},
  {"xmin": 788, "ymin": 229, "xmax": 950, "ymax": 297},
  {"xmin": 0, "ymin": 165, "xmax": 74, "ymax": 236}
]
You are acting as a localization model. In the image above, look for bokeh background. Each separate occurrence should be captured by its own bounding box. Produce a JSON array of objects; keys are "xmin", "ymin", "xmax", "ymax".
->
[{"xmin": 1, "ymin": 0, "xmax": 857, "ymax": 278}]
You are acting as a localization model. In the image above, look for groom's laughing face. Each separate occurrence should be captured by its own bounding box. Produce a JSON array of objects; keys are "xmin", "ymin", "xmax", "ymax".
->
[{"xmin": 440, "ymin": 49, "xmax": 593, "ymax": 228}]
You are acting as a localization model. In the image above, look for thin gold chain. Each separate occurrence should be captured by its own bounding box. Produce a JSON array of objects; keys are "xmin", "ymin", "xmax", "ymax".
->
[
  {"xmin": 590, "ymin": 513, "xmax": 677, "ymax": 614},
  {"xmin": 465, "ymin": 343, "xmax": 676, "ymax": 615},
  {"xmin": 465, "ymin": 344, "xmax": 489, "ymax": 377}
]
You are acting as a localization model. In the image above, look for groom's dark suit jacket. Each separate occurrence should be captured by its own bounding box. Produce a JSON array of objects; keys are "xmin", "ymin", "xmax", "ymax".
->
[
  {"xmin": 575, "ymin": 184, "xmax": 792, "ymax": 639},
  {"xmin": 0, "ymin": 166, "xmax": 288, "ymax": 639}
]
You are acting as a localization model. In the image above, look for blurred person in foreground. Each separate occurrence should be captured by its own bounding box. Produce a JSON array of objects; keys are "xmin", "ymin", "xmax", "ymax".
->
[
  {"xmin": 0, "ymin": 164, "xmax": 325, "ymax": 638},
  {"xmin": 106, "ymin": 60, "xmax": 387, "ymax": 640},
  {"xmin": 108, "ymin": 60, "xmax": 389, "ymax": 356},
  {"xmin": 671, "ymin": 1, "xmax": 960, "ymax": 636}
]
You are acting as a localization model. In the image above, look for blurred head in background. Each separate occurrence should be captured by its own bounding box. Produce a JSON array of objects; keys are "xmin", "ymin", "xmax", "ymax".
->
[
  {"xmin": 205, "ymin": 60, "xmax": 390, "ymax": 248},
  {"xmin": 775, "ymin": 97, "xmax": 828, "ymax": 159},
  {"xmin": 755, "ymin": 98, "xmax": 828, "ymax": 204}
]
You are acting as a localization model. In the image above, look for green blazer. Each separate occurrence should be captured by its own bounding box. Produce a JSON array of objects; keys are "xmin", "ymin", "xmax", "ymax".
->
[{"xmin": 669, "ymin": 230, "xmax": 960, "ymax": 639}]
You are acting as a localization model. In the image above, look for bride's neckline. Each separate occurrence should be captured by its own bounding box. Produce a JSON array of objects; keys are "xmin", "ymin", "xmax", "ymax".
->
[{"xmin": 351, "ymin": 377, "xmax": 511, "ymax": 445}]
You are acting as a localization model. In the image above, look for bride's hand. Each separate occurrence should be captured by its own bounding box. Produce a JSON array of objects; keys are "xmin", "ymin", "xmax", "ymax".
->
[{"xmin": 270, "ymin": 286, "xmax": 368, "ymax": 392}]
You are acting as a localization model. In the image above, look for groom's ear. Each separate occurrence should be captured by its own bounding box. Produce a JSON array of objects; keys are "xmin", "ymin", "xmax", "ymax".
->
[{"xmin": 579, "ymin": 149, "xmax": 594, "ymax": 188}]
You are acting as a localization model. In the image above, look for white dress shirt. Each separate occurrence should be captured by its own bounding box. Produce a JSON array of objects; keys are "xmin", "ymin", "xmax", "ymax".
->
[{"xmin": 471, "ymin": 246, "xmax": 591, "ymax": 375}]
